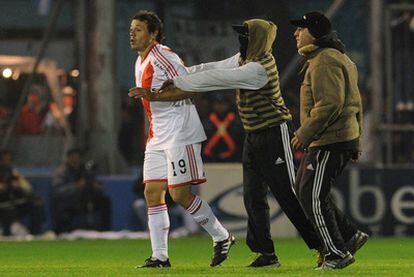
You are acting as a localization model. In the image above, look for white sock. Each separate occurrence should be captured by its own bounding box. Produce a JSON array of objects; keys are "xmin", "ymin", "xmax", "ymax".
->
[
  {"xmin": 148, "ymin": 204, "xmax": 169, "ymax": 261},
  {"xmin": 186, "ymin": 195, "xmax": 229, "ymax": 242}
]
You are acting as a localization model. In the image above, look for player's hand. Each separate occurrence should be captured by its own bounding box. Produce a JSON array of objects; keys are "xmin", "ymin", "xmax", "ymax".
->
[
  {"xmin": 291, "ymin": 135, "xmax": 305, "ymax": 151},
  {"xmin": 128, "ymin": 87, "xmax": 150, "ymax": 99},
  {"xmin": 351, "ymin": 151, "xmax": 362, "ymax": 162},
  {"xmin": 159, "ymin": 79, "xmax": 174, "ymax": 91}
]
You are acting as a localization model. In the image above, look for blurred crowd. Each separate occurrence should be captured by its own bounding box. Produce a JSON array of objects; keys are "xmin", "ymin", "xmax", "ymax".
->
[
  {"xmin": 2, "ymin": 80, "xmax": 414, "ymax": 165},
  {"xmin": 0, "ymin": 148, "xmax": 199, "ymax": 238},
  {"xmin": 0, "ymin": 81, "xmax": 77, "ymax": 136},
  {"xmin": 0, "ymin": 150, "xmax": 44, "ymax": 236}
]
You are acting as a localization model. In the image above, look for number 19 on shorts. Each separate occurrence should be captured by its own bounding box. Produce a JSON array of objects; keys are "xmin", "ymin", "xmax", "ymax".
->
[{"xmin": 171, "ymin": 159, "xmax": 187, "ymax": 176}]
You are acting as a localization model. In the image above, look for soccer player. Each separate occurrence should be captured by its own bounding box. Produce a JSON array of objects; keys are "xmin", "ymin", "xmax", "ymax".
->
[{"xmin": 128, "ymin": 11, "xmax": 235, "ymax": 268}]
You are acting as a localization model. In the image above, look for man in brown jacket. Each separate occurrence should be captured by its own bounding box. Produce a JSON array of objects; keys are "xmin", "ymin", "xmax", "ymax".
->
[{"xmin": 290, "ymin": 11, "xmax": 369, "ymax": 270}]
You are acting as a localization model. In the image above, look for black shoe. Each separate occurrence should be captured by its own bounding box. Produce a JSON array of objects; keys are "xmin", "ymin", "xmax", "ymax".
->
[
  {"xmin": 210, "ymin": 233, "xmax": 236, "ymax": 267},
  {"xmin": 317, "ymin": 252, "xmax": 355, "ymax": 270},
  {"xmin": 137, "ymin": 257, "xmax": 171, "ymax": 268},
  {"xmin": 346, "ymin": 230, "xmax": 369, "ymax": 255},
  {"xmin": 248, "ymin": 254, "xmax": 281, "ymax": 268}
]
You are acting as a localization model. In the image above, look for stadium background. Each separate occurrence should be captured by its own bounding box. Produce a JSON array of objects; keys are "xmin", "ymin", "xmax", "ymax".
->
[{"xmin": 0, "ymin": 0, "xmax": 413, "ymax": 240}]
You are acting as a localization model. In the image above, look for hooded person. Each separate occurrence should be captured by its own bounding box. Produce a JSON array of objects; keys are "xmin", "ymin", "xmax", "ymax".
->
[{"xmin": 129, "ymin": 18, "xmax": 325, "ymax": 268}]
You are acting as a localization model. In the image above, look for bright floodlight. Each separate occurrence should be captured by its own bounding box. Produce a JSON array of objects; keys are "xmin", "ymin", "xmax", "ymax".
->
[{"xmin": 2, "ymin": 68, "xmax": 12, "ymax": 78}]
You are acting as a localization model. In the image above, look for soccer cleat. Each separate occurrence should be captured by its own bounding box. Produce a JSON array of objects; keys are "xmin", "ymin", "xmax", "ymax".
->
[
  {"xmin": 210, "ymin": 233, "xmax": 236, "ymax": 267},
  {"xmin": 346, "ymin": 230, "xmax": 369, "ymax": 255},
  {"xmin": 316, "ymin": 252, "xmax": 355, "ymax": 270},
  {"xmin": 137, "ymin": 257, "xmax": 171, "ymax": 268},
  {"xmin": 248, "ymin": 254, "xmax": 281, "ymax": 268}
]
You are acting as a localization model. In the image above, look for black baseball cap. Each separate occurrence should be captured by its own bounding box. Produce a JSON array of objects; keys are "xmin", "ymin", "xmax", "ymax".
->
[
  {"xmin": 290, "ymin": 11, "xmax": 331, "ymax": 38},
  {"xmin": 232, "ymin": 24, "xmax": 248, "ymax": 36}
]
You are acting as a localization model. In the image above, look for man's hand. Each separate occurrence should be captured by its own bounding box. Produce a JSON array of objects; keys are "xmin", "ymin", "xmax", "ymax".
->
[
  {"xmin": 128, "ymin": 87, "xmax": 150, "ymax": 99},
  {"xmin": 156, "ymin": 83, "xmax": 176, "ymax": 94},
  {"xmin": 128, "ymin": 83, "xmax": 194, "ymax": 101},
  {"xmin": 159, "ymin": 79, "xmax": 175, "ymax": 92},
  {"xmin": 291, "ymin": 135, "xmax": 305, "ymax": 151}
]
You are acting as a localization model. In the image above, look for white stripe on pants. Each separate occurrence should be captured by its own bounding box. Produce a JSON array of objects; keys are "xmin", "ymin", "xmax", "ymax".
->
[{"xmin": 312, "ymin": 150, "xmax": 346, "ymax": 258}]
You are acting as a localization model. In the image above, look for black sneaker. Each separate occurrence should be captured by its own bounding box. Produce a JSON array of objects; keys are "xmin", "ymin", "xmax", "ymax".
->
[
  {"xmin": 346, "ymin": 230, "xmax": 369, "ymax": 255},
  {"xmin": 248, "ymin": 254, "xmax": 281, "ymax": 268},
  {"xmin": 317, "ymin": 252, "xmax": 355, "ymax": 270},
  {"xmin": 137, "ymin": 257, "xmax": 171, "ymax": 268},
  {"xmin": 210, "ymin": 233, "xmax": 236, "ymax": 267}
]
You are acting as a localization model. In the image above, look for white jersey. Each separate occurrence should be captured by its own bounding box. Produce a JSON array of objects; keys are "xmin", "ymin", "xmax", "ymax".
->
[{"xmin": 135, "ymin": 43, "xmax": 206, "ymax": 150}]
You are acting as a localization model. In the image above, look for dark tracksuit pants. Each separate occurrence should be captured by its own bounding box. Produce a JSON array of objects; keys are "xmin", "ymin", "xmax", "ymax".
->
[
  {"xmin": 295, "ymin": 147, "xmax": 358, "ymax": 258},
  {"xmin": 243, "ymin": 122, "xmax": 322, "ymax": 255}
]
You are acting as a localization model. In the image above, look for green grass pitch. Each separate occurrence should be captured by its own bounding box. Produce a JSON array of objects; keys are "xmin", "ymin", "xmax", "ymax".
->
[{"xmin": 0, "ymin": 237, "xmax": 413, "ymax": 276}]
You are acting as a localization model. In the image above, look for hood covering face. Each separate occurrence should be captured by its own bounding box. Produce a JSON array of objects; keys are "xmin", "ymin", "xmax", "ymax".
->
[{"xmin": 243, "ymin": 19, "xmax": 277, "ymax": 62}]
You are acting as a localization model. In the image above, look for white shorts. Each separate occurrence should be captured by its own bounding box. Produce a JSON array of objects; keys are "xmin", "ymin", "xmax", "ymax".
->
[{"xmin": 143, "ymin": 143, "xmax": 207, "ymax": 188}]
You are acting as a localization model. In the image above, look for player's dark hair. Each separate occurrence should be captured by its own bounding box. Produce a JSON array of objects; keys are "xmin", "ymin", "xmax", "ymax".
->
[{"xmin": 133, "ymin": 10, "xmax": 165, "ymax": 43}]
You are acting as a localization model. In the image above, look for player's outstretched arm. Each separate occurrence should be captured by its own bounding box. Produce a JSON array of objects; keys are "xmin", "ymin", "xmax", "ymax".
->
[
  {"xmin": 154, "ymin": 84, "xmax": 196, "ymax": 101},
  {"xmin": 128, "ymin": 85, "xmax": 196, "ymax": 101}
]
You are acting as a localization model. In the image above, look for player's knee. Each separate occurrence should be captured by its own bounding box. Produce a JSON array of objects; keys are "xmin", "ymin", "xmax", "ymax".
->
[{"xmin": 144, "ymin": 185, "xmax": 164, "ymax": 205}]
